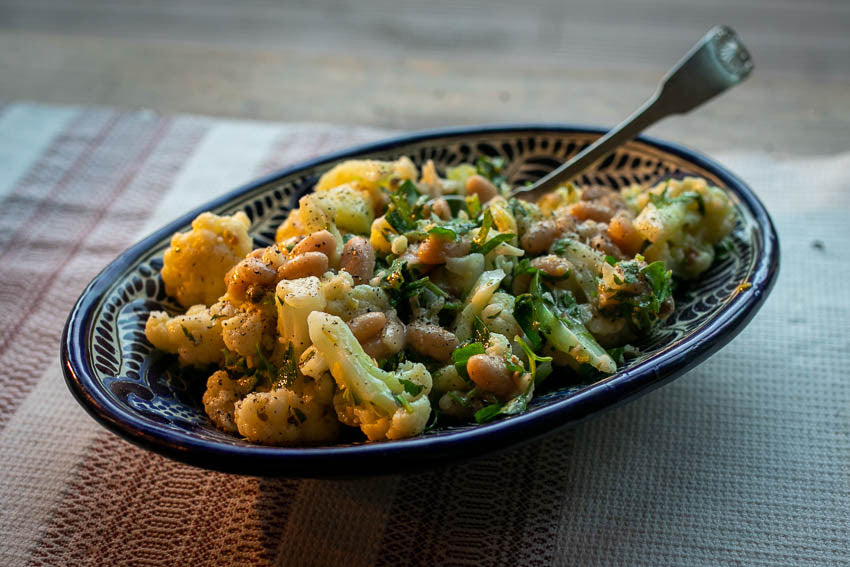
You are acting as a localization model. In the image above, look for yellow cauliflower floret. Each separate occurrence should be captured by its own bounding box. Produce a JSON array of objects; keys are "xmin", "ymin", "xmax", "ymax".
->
[
  {"xmin": 315, "ymin": 184, "xmax": 375, "ymax": 235},
  {"xmin": 275, "ymin": 193, "xmax": 335, "ymax": 242},
  {"xmin": 202, "ymin": 370, "xmax": 255, "ymax": 432},
  {"xmin": 446, "ymin": 163, "xmax": 477, "ymax": 188},
  {"xmin": 630, "ymin": 177, "xmax": 736, "ymax": 278},
  {"xmin": 315, "ymin": 156, "xmax": 418, "ymax": 204},
  {"xmin": 220, "ymin": 302, "xmax": 277, "ymax": 358},
  {"xmin": 537, "ymin": 183, "xmax": 581, "ymax": 216},
  {"xmin": 369, "ymin": 216, "xmax": 395, "ymax": 254},
  {"xmin": 234, "ymin": 374, "xmax": 339, "ymax": 445},
  {"xmin": 419, "ymin": 159, "xmax": 463, "ymax": 196},
  {"xmin": 145, "ymin": 304, "xmax": 226, "ymax": 367},
  {"xmin": 161, "ymin": 211, "xmax": 252, "ymax": 307},
  {"xmin": 276, "ymin": 185, "xmax": 376, "ymax": 240},
  {"xmin": 488, "ymin": 198, "xmax": 519, "ymax": 237}
]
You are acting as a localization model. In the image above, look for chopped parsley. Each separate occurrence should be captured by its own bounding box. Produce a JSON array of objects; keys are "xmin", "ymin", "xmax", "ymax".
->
[
  {"xmin": 452, "ymin": 342, "xmax": 486, "ymax": 380},
  {"xmin": 180, "ymin": 324, "xmax": 199, "ymax": 345}
]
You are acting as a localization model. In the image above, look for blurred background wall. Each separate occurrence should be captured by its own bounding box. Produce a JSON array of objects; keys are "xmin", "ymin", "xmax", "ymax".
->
[{"xmin": 1, "ymin": 0, "xmax": 847, "ymax": 155}]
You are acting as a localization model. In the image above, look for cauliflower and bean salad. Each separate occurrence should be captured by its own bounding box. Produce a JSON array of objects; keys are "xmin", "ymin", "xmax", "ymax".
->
[{"xmin": 145, "ymin": 155, "xmax": 735, "ymax": 445}]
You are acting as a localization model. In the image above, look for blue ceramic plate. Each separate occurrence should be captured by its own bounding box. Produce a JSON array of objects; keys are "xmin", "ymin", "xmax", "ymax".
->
[{"xmin": 62, "ymin": 125, "xmax": 779, "ymax": 476}]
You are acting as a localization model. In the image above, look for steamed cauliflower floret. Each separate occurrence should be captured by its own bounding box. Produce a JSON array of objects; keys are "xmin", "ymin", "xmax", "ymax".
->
[
  {"xmin": 161, "ymin": 211, "xmax": 252, "ymax": 307},
  {"xmin": 370, "ymin": 215, "xmax": 395, "ymax": 254},
  {"xmin": 480, "ymin": 292, "xmax": 522, "ymax": 339},
  {"xmin": 308, "ymin": 311, "xmax": 432, "ymax": 441},
  {"xmin": 420, "ymin": 158, "xmax": 463, "ymax": 196},
  {"xmin": 446, "ymin": 163, "xmax": 477, "ymax": 187},
  {"xmin": 627, "ymin": 177, "xmax": 735, "ymax": 278},
  {"xmin": 432, "ymin": 364, "xmax": 467, "ymax": 393},
  {"xmin": 298, "ymin": 345, "xmax": 329, "ymax": 379},
  {"xmin": 321, "ymin": 269, "xmax": 393, "ymax": 322},
  {"xmin": 453, "ymin": 269, "xmax": 506, "ymax": 341},
  {"xmin": 485, "ymin": 332, "xmax": 512, "ymax": 358},
  {"xmin": 220, "ymin": 302, "xmax": 277, "ymax": 358},
  {"xmin": 315, "ymin": 156, "xmax": 418, "ymax": 204},
  {"xmin": 321, "ymin": 270, "xmax": 355, "ymax": 314},
  {"xmin": 145, "ymin": 303, "xmax": 226, "ymax": 367},
  {"xmin": 234, "ymin": 374, "xmax": 339, "ymax": 445},
  {"xmin": 275, "ymin": 192, "xmax": 346, "ymax": 245},
  {"xmin": 202, "ymin": 370, "xmax": 255, "ymax": 432},
  {"xmin": 279, "ymin": 184, "xmax": 374, "ymax": 236},
  {"xmin": 275, "ymin": 276, "xmax": 327, "ymax": 358},
  {"xmin": 319, "ymin": 184, "xmax": 375, "ymax": 234},
  {"xmin": 445, "ymin": 253, "xmax": 485, "ymax": 297}
]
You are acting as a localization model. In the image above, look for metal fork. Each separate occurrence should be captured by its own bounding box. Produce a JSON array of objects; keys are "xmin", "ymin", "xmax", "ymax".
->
[{"xmin": 511, "ymin": 25, "xmax": 753, "ymax": 200}]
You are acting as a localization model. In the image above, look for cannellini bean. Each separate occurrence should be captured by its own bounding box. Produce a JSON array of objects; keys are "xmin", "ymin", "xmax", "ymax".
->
[
  {"xmin": 567, "ymin": 201, "xmax": 614, "ymax": 223},
  {"xmin": 277, "ymin": 251, "xmax": 328, "ymax": 280},
  {"xmin": 580, "ymin": 185, "xmax": 610, "ymax": 200},
  {"xmin": 226, "ymin": 256, "xmax": 278, "ymax": 302},
  {"xmin": 466, "ymin": 354, "xmax": 518, "ymax": 399},
  {"xmin": 520, "ymin": 219, "xmax": 557, "ymax": 254},
  {"xmin": 382, "ymin": 313, "xmax": 406, "ymax": 353},
  {"xmin": 361, "ymin": 336, "xmax": 385, "ymax": 360},
  {"xmin": 554, "ymin": 210, "xmax": 578, "ymax": 235},
  {"xmin": 589, "ymin": 234, "xmax": 624, "ymax": 259},
  {"xmin": 465, "ymin": 174, "xmax": 499, "ymax": 203},
  {"xmin": 530, "ymin": 255, "xmax": 571, "ymax": 277},
  {"xmin": 606, "ymin": 212, "xmax": 643, "ymax": 256},
  {"xmin": 406, "ymin": 321, "xmax": 459, "ymax": 362},
  {"xmin": 348, "ymin": 311, "xmax": 387, "ymax": 342},
  {"xmin": 576, "ymin": 220, "xmax": 607, "ymax": 241},
  {"xmin": 339, "ymin": 237, "xmax": 376, "ymax": 284},
  {"xmin": 511, "ymin": 272, "xmax": 531, "ymax": 295},
  {"xmin": 291, "ymin": 229, "xmax": 339, "ymax": 267},
  {"xmin": 417, "ymin": 235, "xmax": 470, "ymax": 265},
  {"xmin": 361, "ymin": 312, "xmax": 405, "ymax": 360},
  {"xmin": 432, "ymin": 198, "xmax": 451, "ymax": 220}
]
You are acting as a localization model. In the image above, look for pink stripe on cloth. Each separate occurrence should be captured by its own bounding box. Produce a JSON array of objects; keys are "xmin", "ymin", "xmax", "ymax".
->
[
  {"xmin": 255, "ymin": 123, "xmax": 396, "ymax": 177},
  {"xmin": 15, "ymin": 121, "xmax": 399, "ymax": 566},
  {"xmin": 15, "ymin": 121, "xmax": 401, "ymax": 567},
  {"xmin": 0, "ymin": 108, "xmax": 117, "ymax": 252},
  {"xmin": 0, "ymin": 112, "xmax": 210, "ymax": 431}
]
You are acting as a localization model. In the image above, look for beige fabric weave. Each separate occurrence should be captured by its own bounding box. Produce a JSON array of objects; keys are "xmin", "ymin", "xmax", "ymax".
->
[{"xmin": 0, "ymin": 102, "xmax": 846, "ymax": 566}]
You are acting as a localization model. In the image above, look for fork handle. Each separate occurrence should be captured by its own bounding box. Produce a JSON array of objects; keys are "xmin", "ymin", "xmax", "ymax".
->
[
  {"xmin": 514, "ymin": 25, "xmax": 753, "ymax": 200},
  {"xmin": 523, "ymin": 96, "xmax": 668, "ymax": 197}
]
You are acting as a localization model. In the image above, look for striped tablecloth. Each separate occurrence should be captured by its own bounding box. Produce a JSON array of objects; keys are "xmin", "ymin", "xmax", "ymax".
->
[{"xmin": 0, "ymin": 102, "xmax": 847, "ymax": 566}]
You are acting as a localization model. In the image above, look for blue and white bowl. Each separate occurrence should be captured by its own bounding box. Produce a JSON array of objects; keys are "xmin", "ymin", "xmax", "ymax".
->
[{"xmin": 62, "ymin": 125, "xmax": 780, "ymax": 476}]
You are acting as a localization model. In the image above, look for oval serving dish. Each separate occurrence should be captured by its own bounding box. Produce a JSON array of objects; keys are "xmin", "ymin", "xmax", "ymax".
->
[{"xmin": 62, "ymin": 125, "xmax": 779, "ymax": 476}]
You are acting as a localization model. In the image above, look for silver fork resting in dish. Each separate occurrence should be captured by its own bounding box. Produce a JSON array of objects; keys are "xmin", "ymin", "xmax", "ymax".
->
[{"xmin": 511, "ymin": 25, "xmax": 753, "ymax": 201}]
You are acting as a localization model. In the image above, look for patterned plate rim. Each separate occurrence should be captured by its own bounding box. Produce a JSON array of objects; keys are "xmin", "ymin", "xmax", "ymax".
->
[{"xmin": 61, "ymin": 123, "xmax": 780, "ymax": 476}]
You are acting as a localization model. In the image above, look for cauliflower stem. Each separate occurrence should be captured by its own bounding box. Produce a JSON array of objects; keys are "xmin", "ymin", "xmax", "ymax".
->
[
  {"xmin": 307, "ymin": 311, "xmax": 433, "ymax": 441},
  {"xmin": 514, "ymin": 271, "xmax": 616, "ymax": 374}
]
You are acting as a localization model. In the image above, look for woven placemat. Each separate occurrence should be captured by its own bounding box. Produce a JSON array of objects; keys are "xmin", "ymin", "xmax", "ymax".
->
[{"xmin": 0, "ymin": 102, "xmax": 846, "ymax": 566}]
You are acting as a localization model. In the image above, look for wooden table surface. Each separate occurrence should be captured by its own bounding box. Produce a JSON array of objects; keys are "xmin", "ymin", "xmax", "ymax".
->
[{"xmin": 1, "ymin": 0, "xmax": 848, "ymax": 157}]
